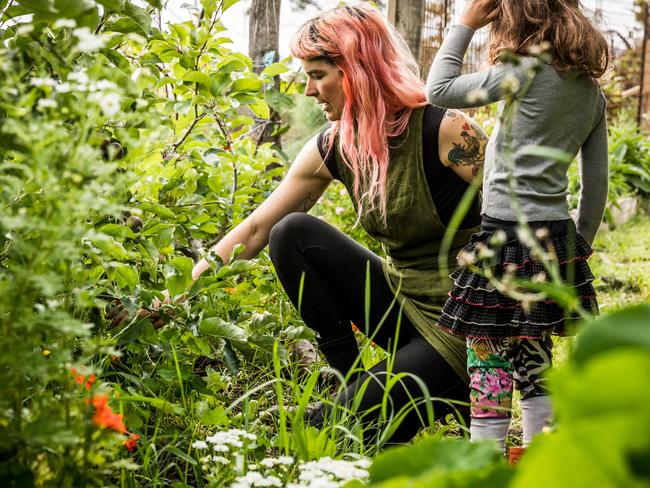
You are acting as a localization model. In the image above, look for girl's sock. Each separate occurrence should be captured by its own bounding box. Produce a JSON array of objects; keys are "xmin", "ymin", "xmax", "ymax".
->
[
  {"xmin": 470, "ymin": 417, "xmax": 510, "ymax": 448},
  {"xmin": 521, "ymin": 395, "xmax": 553, "ymax": 447}
]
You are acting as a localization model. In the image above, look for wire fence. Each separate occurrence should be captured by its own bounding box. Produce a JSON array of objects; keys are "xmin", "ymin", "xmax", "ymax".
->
[{"xmin": 418, "ymin": 0, "xmax": 649, "ymax": 128}]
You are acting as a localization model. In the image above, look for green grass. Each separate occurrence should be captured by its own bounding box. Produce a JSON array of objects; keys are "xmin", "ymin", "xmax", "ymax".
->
[{"xmin": 590, "ymin": 212, "xmax": 650, "ymax": 311}]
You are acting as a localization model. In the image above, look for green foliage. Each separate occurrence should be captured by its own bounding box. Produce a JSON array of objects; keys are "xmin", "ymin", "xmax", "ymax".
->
[
  {"xmin": 0, "ymin": 0, "xmax": 298, "ymax": 485},
  {"xmin": 568, "ymin": 115, "xmax": 650, "ymax": 216},
  {"xmin": 361, "ymin": 305, "xmax": 650, "ymax": 488}
]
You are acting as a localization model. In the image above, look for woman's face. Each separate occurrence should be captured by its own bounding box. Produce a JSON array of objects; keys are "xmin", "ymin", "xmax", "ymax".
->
[{"xmin": 301, "ymin": 58, "xmax": 345, "ymax": 121}]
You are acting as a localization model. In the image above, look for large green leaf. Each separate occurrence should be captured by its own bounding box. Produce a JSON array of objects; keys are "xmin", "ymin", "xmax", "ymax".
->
[
  {"xmin": 200, "ymin": 317, "xmax": 247, "ymax": 342},
  {"xmin": 571, "ymin": 304, "xmax": 650, "ymax": 366},
  {"xmin": 513, "ymin": 350, "xmax": 650, "ymax": 488},
  {"xmin": 370, "ymin": 437, "xmax": 502, "ymax": 483}
]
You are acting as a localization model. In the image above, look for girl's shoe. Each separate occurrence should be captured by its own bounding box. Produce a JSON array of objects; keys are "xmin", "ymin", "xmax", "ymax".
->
[{"xmin": 508, "ymin": 446, "xmax": 526, "ymax": 465}]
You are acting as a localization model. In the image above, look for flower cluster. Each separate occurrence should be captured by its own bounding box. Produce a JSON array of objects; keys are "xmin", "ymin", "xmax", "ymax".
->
[
  {"xmin": 70, "ymin": 368, "xmax": 96, "ymax": 390},
  {"xmin": 287, "ymin": 457, "xmax": 370, "ymax": 488},
  {"xmin": 89, "ymin": 395, "xmax": 126, "ymax": 433},
  {"xmin": 193, "ymin": 428, "xmax": 257, "ymax": 453},
  {"xmin": 70, "ymin": 369, "xmax": 140, "ymax": 453},
  {"xmin": 30, "ymin": 71, "xmax": 122, "ymax": 116}
]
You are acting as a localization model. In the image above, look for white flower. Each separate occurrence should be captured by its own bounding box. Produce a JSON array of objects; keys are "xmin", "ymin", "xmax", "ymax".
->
[
  {"xmin": 212, "ymin": 455, "xmax": 229, "ymax": 464},
  {"xmin": 277, "ymin": 455, "xmax": 294, "ymax": 466},
  {"xmin": 89, "ymin": 91, "xmax": 121, "ymax": 116},
  {"xmin": 516, "ymin": 227, "xmax": 536, "ymax": 248},
  {"xmin": 68, "ymin": 70, "xmax": 89, "ymax": 86},
  {"xmin": 54, "ymin": 18, "xmax": 76, "ymax": 29},
  {"xmin": 31, "ymin": 77, "xmax": 57, "ymax": 87},
  {"xmin": 231, "ymin": 471, "xmax": 282, "ymax": 488},
  {"xmin": 259, "ymin": 458, "xmax": 276, "ymax": 468},
  {"xmin": 527, "ymin": 41, "xmax": 551, "ymax": 57},
  {"xmin": 212, "ymin": 444, "xmax": 230, "ymax": 452},
  {"xmin": 501, "ymin": 73, "xmax": 521, "ymax": 96},
  {"xmin": 37, "ymin": 98, "xmax": 57, "ymax": 109},
  {"xmin": 489, "ymin": 230, "xmax": 508, "ymax": 247},
  {"xmin": 131, "ymin": 68, "xmax": 142, "ymax": 82},
  {"xmin": 73, "ymin": 27, "xmax": 105, "ymax": 52},
  {"xmin": 55, "ymin": 82, "xmax": 73, "ymax": 93},
  {"xmin": 335, "ymin": 207, "xmax": 345, "ymax": 215},
  {"xmin": 192, "ymin": 440, "xmax": 209, "ymax": 450},
  {"xmin": 89, "ymin": 80, "xmax": 118, "ymax": 92},
  {"xmin": 15, "ymin": 24, "xmax": 33, "ymax": 36},
  {"xmin": 466, "ymin": 88, "xmax": 489, "ymax": 104}
]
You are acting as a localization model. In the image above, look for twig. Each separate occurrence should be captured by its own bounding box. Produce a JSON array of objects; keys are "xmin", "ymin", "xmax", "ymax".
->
[{"xmin": 170, "ymin": 112, "xmax": 206, "ymax": 153}]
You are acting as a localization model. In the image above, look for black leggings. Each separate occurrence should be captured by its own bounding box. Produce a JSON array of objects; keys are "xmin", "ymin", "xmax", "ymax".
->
[{"xmin": 269, "ymin": 213, "xmax": 468, "ymax": 443}]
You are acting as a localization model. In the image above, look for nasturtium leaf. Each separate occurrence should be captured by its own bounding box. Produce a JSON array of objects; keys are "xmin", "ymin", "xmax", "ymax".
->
[
  {"xmin": 570, "ymin": 304, "xmax": 650, "ymax": 366},
  {"xmin": 370, "ymin": 438, "xmax": 502, "ymax": 483}
]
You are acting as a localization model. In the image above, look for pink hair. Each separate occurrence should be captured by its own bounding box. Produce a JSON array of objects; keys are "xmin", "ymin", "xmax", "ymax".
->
[{"xmin": 291, "ymin": 5, "xmax": 427, "ymax": 220}]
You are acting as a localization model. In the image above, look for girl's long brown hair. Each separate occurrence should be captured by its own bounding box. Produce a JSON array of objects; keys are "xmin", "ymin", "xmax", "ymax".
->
[{"xmin": 488, "ymin": 0, "xmax": 609, "ymax": 78}]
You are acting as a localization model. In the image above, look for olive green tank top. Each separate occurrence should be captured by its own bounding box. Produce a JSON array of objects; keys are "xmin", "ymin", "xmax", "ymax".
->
[{"xmin": 331, "ymin": 107, "xmax": 478, "ymax": 381}]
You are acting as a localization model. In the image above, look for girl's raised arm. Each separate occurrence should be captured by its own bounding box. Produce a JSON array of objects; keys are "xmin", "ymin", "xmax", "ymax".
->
[{"xmin": 426, "ymin": 24, "xmax": 536, "ymax": 109}]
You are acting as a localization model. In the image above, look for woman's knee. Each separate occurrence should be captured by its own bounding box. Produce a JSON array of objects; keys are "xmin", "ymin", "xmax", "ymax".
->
[{"xmin": 269, "ymin": 213, "xmax": 319, "ymax": 261}]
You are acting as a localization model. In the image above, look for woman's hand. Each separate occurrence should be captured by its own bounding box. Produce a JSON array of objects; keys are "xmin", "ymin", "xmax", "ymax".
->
[{"xmin": 459, "ymin": 0, "xmax": 500, "ymax": 31}]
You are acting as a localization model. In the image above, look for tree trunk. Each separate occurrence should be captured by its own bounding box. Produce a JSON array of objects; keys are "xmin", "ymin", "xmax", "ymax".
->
[
  {"xmin": 388, "ymin": 0, "xmax": 424, "ymax": 67},
  {"xmin": 249, "ymin": 0, "xmax": 283, "ymax": 148}
]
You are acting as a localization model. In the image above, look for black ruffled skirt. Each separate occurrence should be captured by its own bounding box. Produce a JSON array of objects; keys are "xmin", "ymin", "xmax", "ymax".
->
[{"xmin": 437, "ymin": 218, "xmax": 599, "ymax": 339}]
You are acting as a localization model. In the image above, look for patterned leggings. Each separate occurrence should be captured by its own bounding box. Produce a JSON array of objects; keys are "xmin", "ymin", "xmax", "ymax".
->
[{"xmin": 467, "ymin": 335, "xmax": 553, "ymax": 418}]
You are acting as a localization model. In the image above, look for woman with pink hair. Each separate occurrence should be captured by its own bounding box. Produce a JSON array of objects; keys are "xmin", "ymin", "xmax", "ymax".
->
[{"xmin": 188, "ymin": 4, "xmax": 488, "ymax": 443}]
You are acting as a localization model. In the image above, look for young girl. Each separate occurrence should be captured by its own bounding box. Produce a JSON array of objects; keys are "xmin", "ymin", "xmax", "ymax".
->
[{"xmin": 426, "ymin": 0, "xmax": 609, "ymax": 449}]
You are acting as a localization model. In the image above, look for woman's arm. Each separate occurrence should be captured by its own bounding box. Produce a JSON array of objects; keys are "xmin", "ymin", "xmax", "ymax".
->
[
  {"xmin": 190, "ymin": 134, "xmax": 332, "ymax": 281},
  {"xmin": 437, "ymin": 109, "xmax": 488, "ymax": 183}
]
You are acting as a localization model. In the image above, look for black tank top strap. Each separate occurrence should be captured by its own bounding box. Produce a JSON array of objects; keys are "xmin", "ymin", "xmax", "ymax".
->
[{"xmin": 316, "ymin": 129, "xmax": 340, "ymax": 180}]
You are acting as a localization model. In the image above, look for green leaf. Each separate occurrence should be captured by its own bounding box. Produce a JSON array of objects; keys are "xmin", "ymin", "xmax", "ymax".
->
[
  {"xmin": 199, "ymin": 406, "xmax": 229, "ymax": 426},
  {"xmin": 105, "ymin": 2, "xmax": 151, "ymax": 37},
  {"xmin": 221, "ymin": 0, "xmax": 240, "ymax": 12},
  {"xmin": 370, "ymin": 438, "xmax": 502, "ymax": 483},
  {"xmin": 95, "ymin": 0, "xmax": 126, "ymax": 11},
  {"xmin": 516, "ymin": 144, "xmax": 573, "ymax": 164},
  {"xmin": 119, "ymin": 394, "xmax": 185, "ymax": 415},
  {"xmin": 113, "ymin": 264, "xmax": 139, "ymax": 290},
  {"xmin": 183, "ymin": 71, "xmax": 212, "ymax": 88},
  {"xmin": 222, "ymin": 342, "xmax": 240, "ymax": 375},
  {"xmin": 231, "ymin": 78, "xmax": 263, "ymax": 93},
  {"xmin": 165, "ymin": 446, "xmax": 198, "ymax": 466},
  {"xmin": 571, "ymin": 304, "xmax": 650, "ymax": 366},
  {"xmin": 99, "ymin": 223, "xmax": 136, "ymax": 239},
  {"xmin": 249, "ymin": 99, "xmax": 270, "ymax": 119},
  {"xmin": 138, "ymin": 202, "xmax": 176, "ymax": 220},
  {"xmin": 261, "ymin": 62, "xmax": 289, "ymax": 78},
  {"xmin": 200, "ymin": 317, "xmax": 246, "ymax": 342}
]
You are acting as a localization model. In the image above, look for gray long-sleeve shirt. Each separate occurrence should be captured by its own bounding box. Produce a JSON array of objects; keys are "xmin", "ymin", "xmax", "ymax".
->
[{"xmin": 426, "ymin": 24, "xmax": 608, "ymax": 244}]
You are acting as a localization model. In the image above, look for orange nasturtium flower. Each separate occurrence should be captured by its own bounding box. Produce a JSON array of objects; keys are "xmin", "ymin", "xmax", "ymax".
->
[
  {"xmin": 70, "ymin": 368, "xmax": 96, "ymax": 390},
  {"xmin": 89, "ymin": 395, "xmax": 127, "ymax": 433},
  {"xmin": 124, "ymin": 433, "xmax": 140, "ymax": 452}
]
